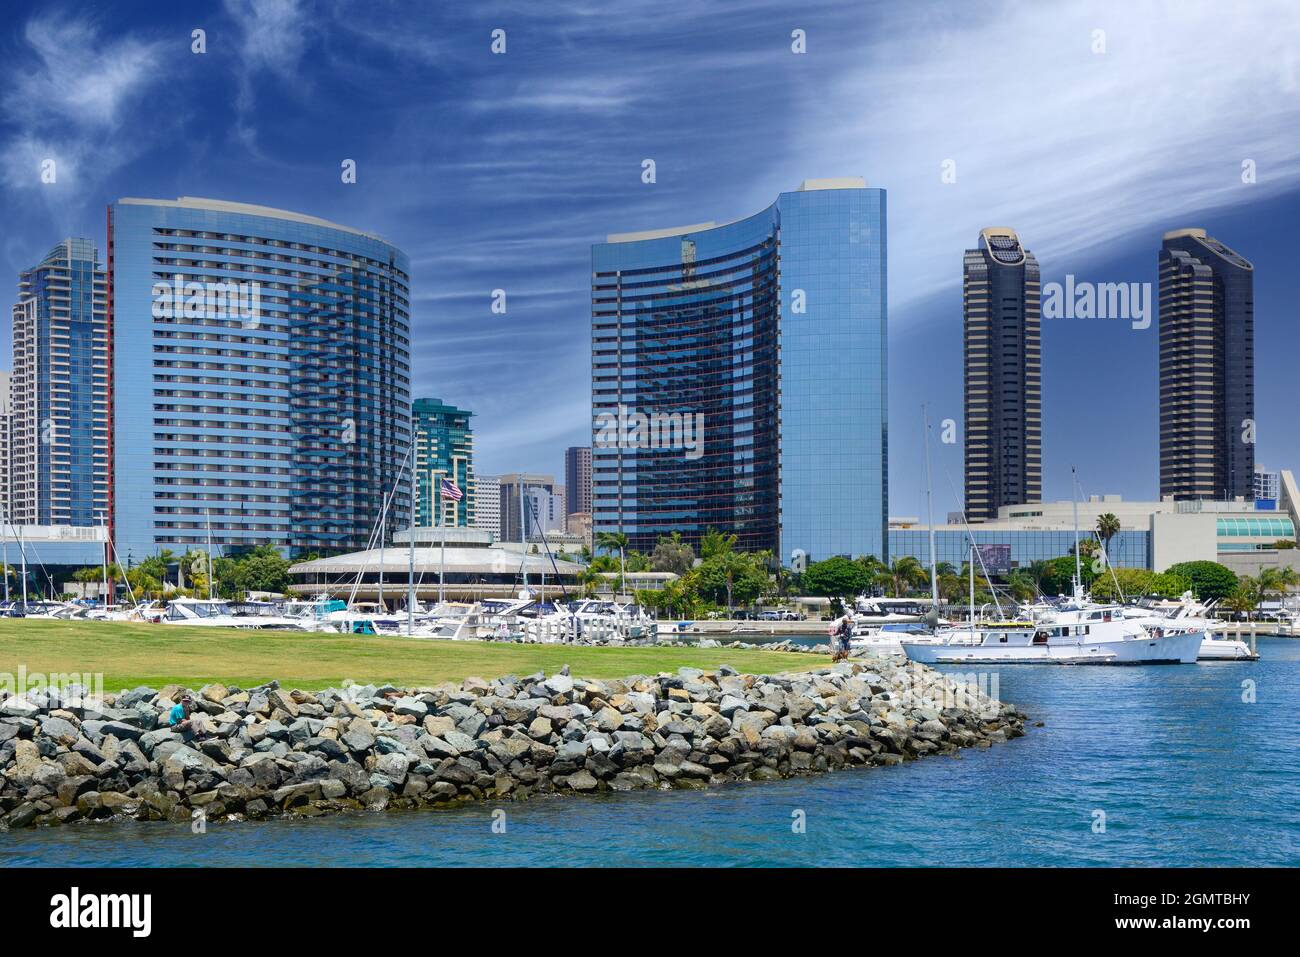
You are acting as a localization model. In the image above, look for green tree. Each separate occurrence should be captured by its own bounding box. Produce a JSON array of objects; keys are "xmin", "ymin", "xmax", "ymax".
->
[
  {"xmin": 1163, "ymin": 561, "xmax": 1238, "ymax": 601},
  {"xmin": 650, "ymin": 532, "xmax": 695, "ymax": 575},
  {"xmin": 1088, "ymin": 568, "xmax": 1191, "ymax": 602},
  {"xmin": 1222, "ymin": 577, "xmax": 1260, "ymax": 618},
  {"xmin": 1095, "ymin": 513, "xmax": 1121, "ymax": 553},
  {"xmin": 699, "ymin": 527, "xmax": 738, "ymax": 560},
  {"xmin": 882, "ymin": 556, "xmax": 928, "ymax": 597},
  {"xmin": 594, "ymin": 531, "xmax": 629, "ymax": 592},
  {"xmin": 695, "ymin": 551, "xmax": 770, "ymax": 608},
  {"xmin": 801, "ymin": 556, "xmax": 870, "ymax": 598},
  {"xmin": 1039, "ymin": 555, "xmax": 1097, "ymax": 595},
  {"xmin": 1006, "ymin": 569, "xmax": 1038, "ymax": 602}
]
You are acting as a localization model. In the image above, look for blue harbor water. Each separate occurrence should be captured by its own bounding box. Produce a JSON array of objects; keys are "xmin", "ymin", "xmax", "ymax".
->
[{"xmin": 4, "ymin": 639, "xmax": 1298, "ymax": 867}]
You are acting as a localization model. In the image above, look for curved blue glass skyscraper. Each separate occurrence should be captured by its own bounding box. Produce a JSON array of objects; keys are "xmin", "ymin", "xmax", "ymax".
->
[
  {"xmin": 108, "ymin": 197, "xmax": 411, "ymax": 560},
  {"xmin": 591, "ymin": 178, "xmax": 887, "ymax": 565}
]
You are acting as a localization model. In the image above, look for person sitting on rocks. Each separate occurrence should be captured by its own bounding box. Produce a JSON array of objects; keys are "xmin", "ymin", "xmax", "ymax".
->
[{"xmin": 168, "ymin": 694, "xmax": 207, "ymax": 741}]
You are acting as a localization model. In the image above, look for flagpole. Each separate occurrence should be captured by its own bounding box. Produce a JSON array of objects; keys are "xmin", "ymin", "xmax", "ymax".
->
[{"xmin": 408, "ymin": 439, "xmax": 416, "ymax": 635}]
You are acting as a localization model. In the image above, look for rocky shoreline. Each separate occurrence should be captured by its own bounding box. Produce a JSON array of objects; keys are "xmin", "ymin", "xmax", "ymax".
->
[{"xmin": 0, "ymin": 657, "xmax": 1026, "ymax": 830}]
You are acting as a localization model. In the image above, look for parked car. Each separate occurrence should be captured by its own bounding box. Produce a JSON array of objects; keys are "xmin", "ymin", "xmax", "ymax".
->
[{"xmin": 756, "ymin": 610, "xmax": 782, "ymax": 621}]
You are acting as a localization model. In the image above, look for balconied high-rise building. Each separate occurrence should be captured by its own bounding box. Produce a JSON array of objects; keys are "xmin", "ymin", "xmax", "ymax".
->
[
  {"xmin": 963, "ymin": 228, "xmax": 1041, "ymax": 522},
  {"xmin": 564, "ymin": 446, "xmax": 592, "ymax": 516},
  {"xmin": 473, "ymin": 474, "xmax": 501, "ymax": 541},
  {"xmin": 108, "ymin": 197, "xmax": 411, "ymax": 559},
  {"xmin": 412, "ymin": 397, "xmax": 474, "ymax": 528},
  {"xmin": 0, "ymin": 371, "xmax": 10, "ymax": 523},
  {"xmin": 9, "ymin": 239, "xmax": 110, "ymax": 527},
  {"xmin": 592, "ymin": 178, "xmax": 888, "ymax": 563},
  {"xmin": 1159, "ymin": 229, "xmax": 1254, "ymax": 501}
]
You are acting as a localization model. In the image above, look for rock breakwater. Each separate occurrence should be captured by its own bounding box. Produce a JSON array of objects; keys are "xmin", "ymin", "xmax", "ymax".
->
[{"xmin": 0, "ymin": 657, "xmax": 1025, "ymax": 829}]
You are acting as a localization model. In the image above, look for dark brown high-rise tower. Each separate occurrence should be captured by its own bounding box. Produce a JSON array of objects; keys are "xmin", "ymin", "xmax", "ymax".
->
[{"xmin": 963, "ymin": 228, "xmax": 1041, "ymax": 521}]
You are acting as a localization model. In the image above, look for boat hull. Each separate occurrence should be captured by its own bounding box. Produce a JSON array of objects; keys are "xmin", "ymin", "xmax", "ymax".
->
[
  {"xmin": 902, "ymin": 630, "xmax": 1203, "ymax": 665},
  {"xmin": 1197, "ymin": 637, "xmax": 1259, "ymax": 661}
]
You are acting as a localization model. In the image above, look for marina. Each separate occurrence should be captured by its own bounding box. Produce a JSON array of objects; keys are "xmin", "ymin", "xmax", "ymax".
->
[{"xmin": 4, "ymin": 637, "xmax": 1294, "ymax": 867}]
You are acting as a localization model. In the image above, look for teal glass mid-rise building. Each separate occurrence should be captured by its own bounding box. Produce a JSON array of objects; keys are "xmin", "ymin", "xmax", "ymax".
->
[
  {"xmin": 591, "ymin": 178, "xmax": 887, "ymax": 564},
  {"xmin": 412, "ymin": 397, "xmax": 475, "ymax": 528},
  {"xmin": 107, "ymin": 197, "xmax": 411, "ymax": 560}
]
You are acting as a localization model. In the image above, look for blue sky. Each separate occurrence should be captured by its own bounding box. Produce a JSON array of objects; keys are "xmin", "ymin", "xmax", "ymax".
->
[{"xmin": 2, "ymin": 0, "xmax": 1298, "ymax": 521}]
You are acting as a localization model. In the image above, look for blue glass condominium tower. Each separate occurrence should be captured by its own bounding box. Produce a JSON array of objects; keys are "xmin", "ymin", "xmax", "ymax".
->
[
  {"xmin": 591, "ymin": 178, "xmax": 887, "ymax": 564},
  {"xmin": 107, "ymin": 197, "xmax": 411, "ymax": 560},
  {"xmin": 9, "ymin": 239, "xmax": 110, "ymax": 527},
  {"xmin": 412, "ymin": 397, "xmax": 475, "ymax": 528}
]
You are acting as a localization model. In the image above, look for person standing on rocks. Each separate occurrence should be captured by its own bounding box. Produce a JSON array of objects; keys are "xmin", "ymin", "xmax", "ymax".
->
[{"xmin": 831, "ymin": 608, "xmax": 854, "ymax": 661}]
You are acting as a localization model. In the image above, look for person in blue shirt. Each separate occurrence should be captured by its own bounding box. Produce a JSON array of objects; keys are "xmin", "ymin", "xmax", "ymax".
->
[{"xmin": 168, "ymin": 694, "xmax": 195, "ymax": 733}]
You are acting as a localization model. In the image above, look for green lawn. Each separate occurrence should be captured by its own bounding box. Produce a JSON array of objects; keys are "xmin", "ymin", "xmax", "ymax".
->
[{"xmin": 0, "ymin": 619, "xmax": 815, "ymax": 692}]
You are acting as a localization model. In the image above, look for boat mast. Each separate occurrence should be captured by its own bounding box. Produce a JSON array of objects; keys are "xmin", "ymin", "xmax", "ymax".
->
[
  {"xmin": 923, "ymin": 404, "xmax": 938, "ymax": 606},
  {"xmin": 205, "ymin": 506, "xmax": 214, "ymax": 601},
  {"xmin": 1071, "ymin": 466, "xmax": 1082, "ymax": 598},
  {"xmin": 100, "ymin": 509, "xmax": 109, "ymax": 607},
  {"xmin": 377, "ymin": 485, "xmax": 386, "ymax": 612},
  {"xmin": 439, "ymin": 476, "xmax": 447, "ymax": 605},
  {"xmin": 408, "ymin": 440, "xmax": 416, "ymax": 634},
  {"xmin": 968, "ymin": 543, "xmax": 975, "ymax": 626}
]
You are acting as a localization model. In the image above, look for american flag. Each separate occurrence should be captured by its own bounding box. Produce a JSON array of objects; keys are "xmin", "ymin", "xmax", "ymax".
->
[{"xmin": 440, "ymin": 478, "xmax": 464, "ymax": 502}]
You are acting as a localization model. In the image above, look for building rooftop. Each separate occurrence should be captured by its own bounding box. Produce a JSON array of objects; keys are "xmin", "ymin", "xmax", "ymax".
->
[
  {"xmin": 605, "ymin": 177, "xmax": 868, "ymax": 243},
  {"xmin": 115, "ymin": 196, "xmax": 390, "ymax": 244}
]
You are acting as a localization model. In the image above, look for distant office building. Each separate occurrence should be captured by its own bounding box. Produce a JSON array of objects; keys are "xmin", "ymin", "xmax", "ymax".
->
[
  {"xmin": 1254, "ymin": 467, "xmax": 1280, "ymax": 505},
  {"xmin": 592, "ymin": 178, "xmax": 887, "ymax": 562},
  {"xmin": 473, "ymin": 474, "xmax": 501, "ymax": 541},
  {"xmin": 963, "ymin": 228, "xmax": 1041, "ymax": 522},
  {"xmin": 108, "ymin": 197, "xmax": 411, "ymax": 559},
  {"xmin": 1159, "ymin": 229, "xmax": 1254, "ymax": 501},
  {"xmin": 412, "ymin": 397, "xmax": 474, "ymax": 527},
  {"xmin": 566, "ymin": 510, "xmax": 592, "ymax": 548},
  {"xmin": 498, "ymin": 472, "xmax": 560, "ymax": 542},
  {"xmin": 553, "ymin": 484, "xmax": 567, "ymax": 532},
  {"xmin": 9, "ymin": 239, "xmax": 110, "ymax": 528},
  {"xmin": 564, "ymin": 446, "xmax": 592, "ymax": 515}
]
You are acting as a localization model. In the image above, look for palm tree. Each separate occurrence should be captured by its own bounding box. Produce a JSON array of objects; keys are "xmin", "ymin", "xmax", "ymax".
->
[
  {"xmin": 1025, "ymin": 559, "xmax": 1052, "ymax": 594},
  {"xmin": 1256, "ymin": 566, "xmax": 1298, "ymax": 608},
  {"xmin": 1096, "ymin": 513, "xmax": 1121, "ymax": 556},
  {"xmin": 1223, "ymin": 577, "xmax": 1260, "ymax": 619},
  {"xmin": 880, "ymin": 556, "xmax": 926, "ymax": 597},
  {"xmin": 595, "ymin": 531, "xmax": 629, "ymax": 595}
]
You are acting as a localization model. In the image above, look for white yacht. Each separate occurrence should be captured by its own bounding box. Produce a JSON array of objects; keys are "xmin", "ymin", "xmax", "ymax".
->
[
  {"xmin": 902, "ymin": 616, "xmax": 1202, "ymax": 665},
  {"xmin": 1118, "ymin": 593, "xmax": 1258, "ymax": 661},
  {"xmin": 161, "ymin": 598, "xmax": 309, "ymax": 630},
  {"xmin": 850, "ymin": 621, "xmax": 947, "ymax": 655}
]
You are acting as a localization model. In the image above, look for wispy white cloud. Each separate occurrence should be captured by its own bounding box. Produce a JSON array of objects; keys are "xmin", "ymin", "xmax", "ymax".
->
[
  {"xmin": 0, "ymin": 14, "xmax": 166, "ymax": 215},
  {"xmin": 781, "ymin": 0, "xmax": 1300, "ymax": 314},
  {"xmin": 223, "ymin": 0, "xmax": 314, "ymax": 153},
  {"xmin": 4, "ymin": 16, "xmax": 162, "ymax": 128}
]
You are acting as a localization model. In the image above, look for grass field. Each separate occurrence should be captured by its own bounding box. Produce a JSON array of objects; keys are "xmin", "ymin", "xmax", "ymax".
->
[{"xmin": 0, "ymin": 619, "xmax": 815, "ymax": 691}]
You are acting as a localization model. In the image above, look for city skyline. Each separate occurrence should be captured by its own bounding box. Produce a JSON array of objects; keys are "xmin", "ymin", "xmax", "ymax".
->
[{"xmin": 2, "ymin": 1, "xmax": 1298, "ymax": 529}]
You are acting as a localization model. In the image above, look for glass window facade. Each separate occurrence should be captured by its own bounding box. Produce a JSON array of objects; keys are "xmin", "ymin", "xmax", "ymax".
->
[
  {"xmin": 412, "ymin": 397, "xmax": 475, "ymax": 528},
  {"xmin": 108, "ymin": 198, "xmax": 411, "ymax": 560},
  {"xmin": 591, "ymin": 182, "xmax": 887, "ymax": 564},
  {"xmin": 889, "ymin": 528, "xmax": 1151, "ymax": 570},
  {"xmin": 1158, "ymin": 230, "xmax": 1254, "ymax": 500},
  {"xmin": 1216, "ymin": 516, "xmax": 1294, "ymax": 538},
  {"xmin": 9, "ymin": 238, "xmax": 109, "ymax": 528}
]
